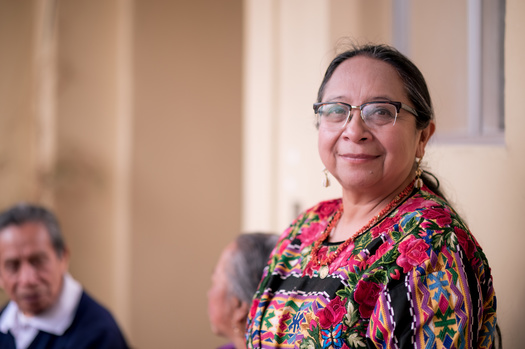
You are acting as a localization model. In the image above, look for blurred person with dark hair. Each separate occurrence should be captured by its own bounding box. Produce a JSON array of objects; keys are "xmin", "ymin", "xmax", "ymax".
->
[
  {"xmin": 208, "ymin": 233, "xmax": 279, "ymax": 349},
  {"xmin": 0, "ymin": 203, "xmax": 129, "ymax": 349}
]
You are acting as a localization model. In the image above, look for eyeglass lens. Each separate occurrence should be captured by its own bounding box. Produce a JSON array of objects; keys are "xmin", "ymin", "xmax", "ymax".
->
[{"xmin": 317, "ymin": 103, "xmax": 397, "ymax": 129}]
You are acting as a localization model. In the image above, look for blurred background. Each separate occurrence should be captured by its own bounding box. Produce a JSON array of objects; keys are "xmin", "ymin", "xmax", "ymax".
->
[{"xmin": 0, "ymin": 0, "xmax": 523, "ymax": 348}]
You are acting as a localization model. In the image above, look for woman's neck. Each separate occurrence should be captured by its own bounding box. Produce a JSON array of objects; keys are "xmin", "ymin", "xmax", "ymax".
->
[{"xmin": 329, "ymin": 176, "xmax": 414, "ymax": 242}]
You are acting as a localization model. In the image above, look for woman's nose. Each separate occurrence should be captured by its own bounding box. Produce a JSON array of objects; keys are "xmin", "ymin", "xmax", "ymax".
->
[{"xmin": 341, "ymin": 109, "xmax": 370, "ymax": 141}]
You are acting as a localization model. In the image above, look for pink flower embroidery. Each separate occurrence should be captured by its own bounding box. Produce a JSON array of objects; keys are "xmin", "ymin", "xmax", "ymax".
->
[
  {"xmin": 317, "ymin": 296, "xmax": 347, "ymax": 328},
  {"xmin": 298, "ymin": 222, "xmax": 325, "ymax": 247},
  {"xmin": 371, "ymin": 217, "xmax": 397, "ymax": 238},
  {"xmin": 329, "ymin": 244, "xmax": 359, "ymax": 274},
  {"xmin": 397, "ymin": 197, "xmax": 437, "ymax": 215},
  {"xmin": 317, "ymin": 201, "xmax": 341, "ymax": 220},
  {"xmin": 277, "ymin": 238, "xmax": 291, "ymax": 255},
  {"xmin": 421, "ymin": 207, "xmax": 452, "ymax": 227},
  {"xmin": 396, "ymin": 235, "xmax": 430, "ymax": 273},
  {"xmin": 367, "ymin": 242, "xmax": 393, "ymax": 266},
  {"xmin": 354, "ymin": 280, "xmax": 382, "ymax": 318},
  {"xmin": 389, "ymin": 268, "xmax": 401, "ymax": 280},
  {"xmin": 249, "ymin": 298, "xmax": 259, "ymax": 319},
  {"xmin": 454, "ymin": 226, "xmax": 476, "ymax": 259}
]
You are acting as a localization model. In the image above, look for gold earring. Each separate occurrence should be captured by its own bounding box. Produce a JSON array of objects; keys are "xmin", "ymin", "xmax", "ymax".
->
[
  {"xmin": 322, "ymin": 168, "xmax": 330, "ymax": 188},
  {"xmin": 415, "ymin": 157, "xmax": 423, "ymax": 189}
]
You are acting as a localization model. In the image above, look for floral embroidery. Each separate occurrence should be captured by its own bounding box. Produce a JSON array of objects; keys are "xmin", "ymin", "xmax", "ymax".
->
[
  {"xmin": 246, "ymin": 187, "xmax": 497, "ymax": 349},
  {"xmin": 329, "ymin": 245, "xmax": 361, "ymax": 274},
  {"xmin": 277, "ymin": 238, "xmax": 291, "ymax": 255},
  {"xmin": 353, "ymin": 280, "xmax": 382, "ymax": 318},
  {"xmin": 397, "ymin": 197, "xmax": 438, "ymax": 215},
  {"xmin": 298, "ymin": 222, "xmax": 326, "ymax": 248},
  {"xmin": 421, "ymin": 207, "xmax": 452, "ymax": 227},
  {"xmin": 317, "ymin": 297, "xmax": 347, "ymax": 328},
  {"xmin": 396, "ymin": 235, "xmax": 430, "ymax": 273},
  {"xmin": 367, "ymin": 242, "xmax": 392, "ymax": 266},
  {"xmin": 249, "ymin": 298, "xmax": 259, "ymax": 319},
  {"xmin": 454, "ymin": 226, "xmax": 476, "ymax": 259},
  {"xmin": 372, "ymin": 216, "xmax": 397, "ymax": 237},
  {"xmin": 317, "ymin": 201, "xmax": 341, "ymax": 220}
]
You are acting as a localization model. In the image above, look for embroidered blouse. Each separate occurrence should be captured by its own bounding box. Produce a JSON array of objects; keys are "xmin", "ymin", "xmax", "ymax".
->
[{"xmin": 246, "ymin": 185, "xmax": 497, "ymax": 349}]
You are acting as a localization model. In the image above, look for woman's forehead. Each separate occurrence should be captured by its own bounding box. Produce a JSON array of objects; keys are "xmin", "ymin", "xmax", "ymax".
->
[{"xmin": 323, "ymin": 56, "xmax": 406, "ymax": 102}]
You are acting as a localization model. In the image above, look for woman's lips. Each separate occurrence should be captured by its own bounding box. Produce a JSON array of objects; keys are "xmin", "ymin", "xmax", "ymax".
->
[{"xmin": 339, "ymin": 153, "xmax": 380, "ymax": 162}]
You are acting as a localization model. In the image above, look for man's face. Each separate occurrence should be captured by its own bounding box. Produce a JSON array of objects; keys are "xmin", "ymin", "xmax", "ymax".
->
[{"xmin": 0, "ymin": 222, "xmax": 69, "ymax": 316}]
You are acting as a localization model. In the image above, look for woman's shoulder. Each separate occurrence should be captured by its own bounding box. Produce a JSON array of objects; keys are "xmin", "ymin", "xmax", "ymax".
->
[
  {"xmin": 290, "ymin": 198, "xmax": 343, "ymax": 223},
  {"xmin": 277, "ymin": 198, "xmax": 342, "ymax": 242},
  {"xmin": 307, "ymin": 198, "xmax": 342, "ymax": 213},
  {"xmin": 397, "ymin": 185, "xmax": 461, "ymax": 223},
  {"xmin": 393, "ymin": 185, "xmax": 489, "ymax": 269}
]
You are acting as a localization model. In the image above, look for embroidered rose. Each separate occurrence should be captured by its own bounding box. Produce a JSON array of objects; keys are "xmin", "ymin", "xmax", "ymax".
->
[
  {"xmin": 454, "ymin": 226, "xmax": 476, "ymax": 259},
  {"xmin": 353, "ymin": 280, "xmax": 382, "ymax": 318},
  {"xmin": 367, "ymin": 242, "xmax": 393, "ymax": 266},
  {"xmin": 317, "ymin": 296, "xmax": 347, "ymax": 328},
  {"xmin": 396, "ymin": 235, "xmax": 430, "ymax": 273},
  {"xmin": 298, "ymin": 222, "xmax": 325, "ymax": 247},
  {"xmin": 249, "ymin": 298, "xmax": 260, "ymax": 319},
  {"xmin": 421, "ymin": 207, "xmax": 452, "ymax": 227},
  {"xmin": 303, "ymin": 260, "xmax": 315, "ymax": 278},
  {"xmin": 397, "ymin": 197, "xmax": 437, "ymax": 215},
  {"xmin": 371, "ymin": 217, "xmax": 397, "ymax": 238},
  {"xmin": 317, "ymin": 201, "xmax": 341, "ymax": 219},
  {"xmin": 329, "ymin": 245, "xmax": 359, "ymax": 274}
]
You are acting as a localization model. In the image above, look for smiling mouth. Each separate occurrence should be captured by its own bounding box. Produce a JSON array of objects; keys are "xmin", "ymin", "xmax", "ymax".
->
[{"xmin": 339, "ymin": 153, "xmax": 379, "ymax": 161}]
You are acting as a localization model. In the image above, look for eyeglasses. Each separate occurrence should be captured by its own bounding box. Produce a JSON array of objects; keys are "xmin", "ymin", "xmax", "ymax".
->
[{"xmin": 313, "ymin": 101, "xmax": 418, "ymax": 130}]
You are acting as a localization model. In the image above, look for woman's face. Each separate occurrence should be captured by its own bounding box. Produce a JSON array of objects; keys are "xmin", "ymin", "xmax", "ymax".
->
[
  {"xmin": 207, "ymin": 242, "xmax": 237, "ymax": 339},
  {"xmin": 318, "ymin": 55, "xmax": 433, "ymax": 196}
]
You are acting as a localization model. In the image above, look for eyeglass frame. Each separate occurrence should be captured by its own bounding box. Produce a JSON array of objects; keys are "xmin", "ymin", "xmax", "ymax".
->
[{"xmin": 312, "ymin": 101, "xmax": 419, "ymax": 129}]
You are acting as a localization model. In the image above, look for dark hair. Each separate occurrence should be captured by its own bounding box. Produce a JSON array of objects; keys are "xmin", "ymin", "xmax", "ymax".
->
[
  {"xmin": 317, "ymin": 43, "xmax": 444, "ymax": 197},
  {"xmin": 317, "ymin": 43, "xmax": 433, "ymax": 129},
  {"xmin": 227, "ymin": 232, "xmax": 279, "ymax": 305},
  {"xmin": 0, "ymin": 203, "xmax": 66, "ymax": 258}
]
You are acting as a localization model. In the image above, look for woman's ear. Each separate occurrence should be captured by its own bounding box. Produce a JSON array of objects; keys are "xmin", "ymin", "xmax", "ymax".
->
[{"xmin": 416, "ymin": 121, "xmax": 435, "ymax": 158}]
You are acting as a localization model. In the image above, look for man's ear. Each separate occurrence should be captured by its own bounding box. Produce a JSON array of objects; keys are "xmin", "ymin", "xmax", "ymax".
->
[
  {"xmin": 231, "ymin": 297, "xmax": 250, "ymax": 327},
  {"xmin": 60, "ymin": 247, "xmax": 71, "ymax": 271}
]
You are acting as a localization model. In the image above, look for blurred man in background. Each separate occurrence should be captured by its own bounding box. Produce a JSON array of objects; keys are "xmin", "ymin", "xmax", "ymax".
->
[{"xmin": 0, "ymin": 203, "xmax": 129, "ymax": 349}]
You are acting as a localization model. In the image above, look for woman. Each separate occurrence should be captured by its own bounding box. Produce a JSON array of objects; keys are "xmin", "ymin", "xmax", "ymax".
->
[
  {"xmin": 246, "ymin": 44, "xmax": 497, "ymax": 348},
  {"xmin": 208, "ymin": 233, "xmax": 279, "ymax": 349}
]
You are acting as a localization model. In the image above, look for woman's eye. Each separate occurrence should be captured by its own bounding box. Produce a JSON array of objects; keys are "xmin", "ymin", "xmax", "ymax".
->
[
  {"xmin": 326, "ymin": 106, "xmax": 346, "ymax": 116},
  {"xmin": 365, "ymin": 105, "xmax": 394, "ymax": 119},
  {"xmin": 372, "ymin": 107, "xmax": 393, "ymax": 117}
]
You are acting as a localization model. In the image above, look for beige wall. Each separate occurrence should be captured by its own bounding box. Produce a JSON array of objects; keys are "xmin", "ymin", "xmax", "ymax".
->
[
  {"xmin": 243, "ymin": 0, "xmax": 524, "ymax": 347},
  {"xmin": 130, "ymin": 1, "xmax": 242, "ymax": 348},
  {"xmin": 0, "ymin": 1, "xmax": 40, "ymax": 208}
]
